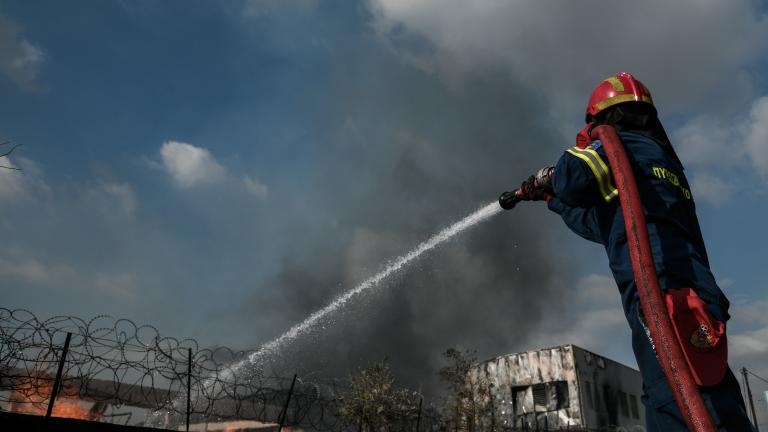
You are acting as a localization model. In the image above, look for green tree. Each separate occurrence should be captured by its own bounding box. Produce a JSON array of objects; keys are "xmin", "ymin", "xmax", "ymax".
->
[
  {"xmin": 339, "ymin": 359, "xmax": 421, "ymax": 432},
  {"xmin": 438, "ymin": 348, "xmax": 494, "ymax": 432}
]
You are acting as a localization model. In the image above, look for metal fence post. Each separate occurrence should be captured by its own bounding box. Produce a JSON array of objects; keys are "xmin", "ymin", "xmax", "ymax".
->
[
  {"xmin": 415, "ymin": 396, "xmax": 423, "ymax": 432},
  {"xmin": 742, "ymin": 367, "xmax": 760, "ymax": 431},
  {"xmin": 45, "ymin": 332, "xmax": 72, "ymax": 418},
  {"xmin": 277, "ymin": 373, "xmax": 297, "ymax": 432},
  {"xmin": 186, "ymin": 348, "xmax": 192, "ymax": 432}
]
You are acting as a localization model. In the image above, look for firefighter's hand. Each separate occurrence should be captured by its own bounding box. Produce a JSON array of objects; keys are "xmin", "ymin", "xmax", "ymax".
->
[{"xmin": 519, "ymin": 167, "xmax": 554, "ymax": 201}]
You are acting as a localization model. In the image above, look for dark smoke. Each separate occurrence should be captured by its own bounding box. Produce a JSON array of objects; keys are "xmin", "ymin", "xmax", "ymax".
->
[{"xmin": 224, "ymin": 10, "xmax": 578, "ymax": 396}]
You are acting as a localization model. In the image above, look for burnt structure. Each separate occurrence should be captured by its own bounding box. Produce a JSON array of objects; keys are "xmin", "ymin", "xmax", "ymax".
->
[{"xmin": 468, "ymin": 345, "xmax": 645, "ymax": 431}]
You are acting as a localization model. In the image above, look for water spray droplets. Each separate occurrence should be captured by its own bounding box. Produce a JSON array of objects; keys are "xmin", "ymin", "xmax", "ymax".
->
[{"xmin": 215, "ymin": 201, "xmax": 503, "ymax": 388}]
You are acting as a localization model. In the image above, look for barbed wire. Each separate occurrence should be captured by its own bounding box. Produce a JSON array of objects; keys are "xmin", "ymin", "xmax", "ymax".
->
[
  {"xmin": 0, "ymin": 308, "xmax": 651, "ymax": 431},
  {"xmin": 0, "ymin": 308, "xmax": 447, "ymax": 430}
]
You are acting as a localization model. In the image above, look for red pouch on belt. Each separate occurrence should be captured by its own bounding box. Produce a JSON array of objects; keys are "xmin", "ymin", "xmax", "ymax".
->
[{"xmin": 663, "ymin": 287, "xmax": 727, "ymax": 387}]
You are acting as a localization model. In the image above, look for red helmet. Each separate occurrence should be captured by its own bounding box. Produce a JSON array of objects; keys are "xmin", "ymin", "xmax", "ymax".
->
[{"xmin": 586, "ymin": 72, "xmax": 654, "ymax": 118}]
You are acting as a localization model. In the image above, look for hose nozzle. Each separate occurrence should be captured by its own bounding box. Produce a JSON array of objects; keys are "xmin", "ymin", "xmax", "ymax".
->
[{"xmin": 499, "ymin": 190, "xmax": 522, "ymax": 210}]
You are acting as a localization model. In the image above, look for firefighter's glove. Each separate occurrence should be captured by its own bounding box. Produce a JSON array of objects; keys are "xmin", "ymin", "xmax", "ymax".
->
[{"xmin": 519, "ymin": 166, "xmax": 554, "ymax": 201}]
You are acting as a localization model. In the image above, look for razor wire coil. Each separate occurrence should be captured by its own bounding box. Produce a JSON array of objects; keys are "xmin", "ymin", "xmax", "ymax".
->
[
  {"xmin": 0, "ymin": 308, "xmax": 443, "ymax": 431},
  {"xmin": 0, "ymin": 308, "xmax": 629, "ymax": 431}
]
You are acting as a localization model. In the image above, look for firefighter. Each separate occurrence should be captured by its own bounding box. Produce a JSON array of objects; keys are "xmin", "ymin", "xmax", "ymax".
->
[{"xmin": 501, "ymin": 72, "xmax": 755, "ymax": 431}]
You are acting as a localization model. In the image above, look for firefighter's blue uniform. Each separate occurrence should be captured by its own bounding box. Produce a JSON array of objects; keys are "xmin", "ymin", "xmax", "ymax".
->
[{"xmin": 547, "ymin": 131, "xmax": 755, "ymax": 431}]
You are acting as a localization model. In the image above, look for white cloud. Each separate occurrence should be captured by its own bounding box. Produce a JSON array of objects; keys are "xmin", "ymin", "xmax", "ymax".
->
[
  {"xmin": 672, "ymin": 95, "xmax": 768, "ymax": 201},
  {"xmin": 721, "ymin": 295, "xmax": 768, "ymax": 400},
  {"xmin": 0, "ymin": 157, "xmax": 26, "ymax": 199},
  {"xmin": 717, "ymin": 277, "xmax": 735, "ymax": 290},
  {"xmin": 157, "ymin": 141, "xmax": 269, "ymax": 198},
  {"xmin": 732, "ymin": 297, "xmax": 768, "ymax": 328},
  {"xmin": 745, "ymin": 96, "xmax": 768, "ymax": 178},
  {"xmin": 0, "ymin": 250, "xmax": 141, "ymax": 305},
  {"xmin": 160, "ymin": 141, "xmax": 226, "ymax": 188},
  {"xmin": 0, "ymin": 253, "xmax": 76, "ymax": 285},
  {"xmin": 689, "ymin": 172, "xmax": 733, "ymax": 206},
  {"xmin": 729, "ymin": 319, "xmax": 768, "ymax": 412},
  {"xmin": 92, "ymin": 272, "xmax": 138, "ymax": 303},
  {"xmin": 0, "ymin": 154, "xmax": 139, "ymax": 217},
  {"xmin": 731, "ymin": 327, "xmax": 768, "ymax": 358},
  {"xmin": 0, "ymin": 156, "xmax": 48, "ymax": 201},
  {"xmin": 12, "ymin": 40, "xmax": 43, "ymax": 69},
  {"xmin": 0, "ymin": 14, "xmax": 44, "ymax": 90},
  {"xmin": 369, "ymin": 0, "xmax": 768, "ymax": 115},
  {"xmin": 526, "ymin": 274, "xmax": 630, "ymax": 362},
  {"xmin": 100, "ymin": 182, "xmax": 138, "ymax": 216},
  {"xmin": 673, "ymin": 117, "xmax": 740, "ymax": 168},
  {"xmin": 242, "ymin": 175, "xmax": 268, "ymax": 198}
]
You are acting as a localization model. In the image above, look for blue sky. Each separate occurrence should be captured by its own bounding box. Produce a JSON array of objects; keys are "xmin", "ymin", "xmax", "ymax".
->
[{"xmin": 1, "ymin": 0, "xmax": 768, "ymax": 415}]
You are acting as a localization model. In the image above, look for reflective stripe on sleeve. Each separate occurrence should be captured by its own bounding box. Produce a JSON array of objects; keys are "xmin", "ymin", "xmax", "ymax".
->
[{"xmin": 565, "ymin": 147, "xmax": 619, "ymax": 202}]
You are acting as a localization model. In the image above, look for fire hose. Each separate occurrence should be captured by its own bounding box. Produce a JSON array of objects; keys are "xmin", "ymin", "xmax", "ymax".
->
[
  {"xmin": 502, "ymin": 125, "xmax": 716, "ymax": 431},
  {"xmin": 592, "ymin": 125, "xmax": 715, "ymax": 431}
]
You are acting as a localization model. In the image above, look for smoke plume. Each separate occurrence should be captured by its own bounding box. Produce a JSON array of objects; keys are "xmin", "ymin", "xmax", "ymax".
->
[{"xmin": 220, "ymin": 25, "xmax": 575, "ymax": 394}]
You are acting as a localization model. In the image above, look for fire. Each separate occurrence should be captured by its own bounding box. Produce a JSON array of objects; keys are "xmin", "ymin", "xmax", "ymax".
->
[{"xmin": 7, "ymin": 372, "xmax": 103, "ymax": 421}]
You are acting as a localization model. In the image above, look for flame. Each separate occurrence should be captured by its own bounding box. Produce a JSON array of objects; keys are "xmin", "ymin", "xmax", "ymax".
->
[{"xmin": 7, "ymin": 372, "xmax": 102, "ymax": 421}]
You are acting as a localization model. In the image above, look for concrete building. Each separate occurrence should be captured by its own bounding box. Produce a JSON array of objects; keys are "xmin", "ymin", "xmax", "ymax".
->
[{"xmin": 468, "ymin": 345, "xmax": 645, "ymax": 431}]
